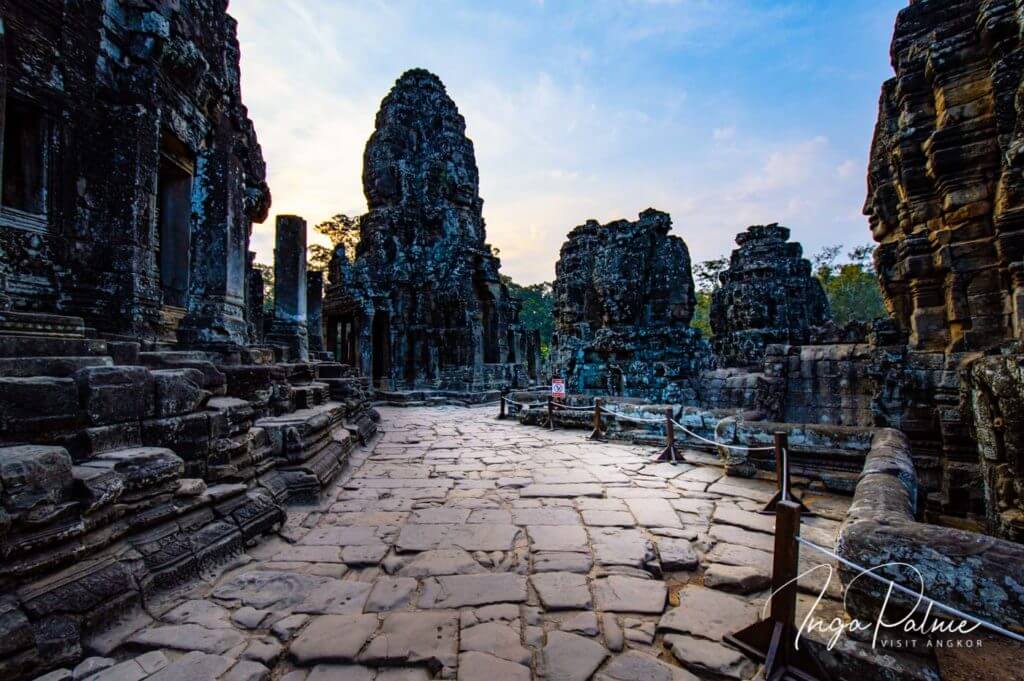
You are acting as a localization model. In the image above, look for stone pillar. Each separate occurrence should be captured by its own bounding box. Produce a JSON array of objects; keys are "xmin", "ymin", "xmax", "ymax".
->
[
  {"xmin": 307, "ymin": 270, "xmax": 325, "ymax": 356},
  {"xmin": 265, "ymin": 215, "xmax": 309, "ymax": 361},
  {"xmin": 246, "ymin": 251, "xmax": 265, "ymax": 344}
]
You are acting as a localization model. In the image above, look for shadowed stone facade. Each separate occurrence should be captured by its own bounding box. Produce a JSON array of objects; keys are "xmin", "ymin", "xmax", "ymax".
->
[
  {"xmin": 323, "ymin": 69, "xmax": 540, "ymax": 394},
  {"xmin": 0, "ymin": 4, "xmax": 379, "ymax": 678},
  {"xmin": 710, "ymin": 224, "xmax": 831, "ymax": 369},
  {"xmin": 0, "ymin": 0, "xmax": 271, "ymax": 347},
  {"xmin": 549, "ymin": 209, "xmax": 707, "ymax": 402}
]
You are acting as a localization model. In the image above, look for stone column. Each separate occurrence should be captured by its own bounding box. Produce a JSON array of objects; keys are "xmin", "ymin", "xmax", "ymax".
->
[
  {"xmin": 307, "ymin": 270, "xmax": 325, "ymax": 356},
  {"xmin": 265, "ymin": 215, "xmax": 309, "ymax": 361}
]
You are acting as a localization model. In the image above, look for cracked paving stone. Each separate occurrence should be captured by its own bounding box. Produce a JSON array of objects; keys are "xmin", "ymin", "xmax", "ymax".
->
[
  {"xmin": 592, "ymin": 576, "xmax": 666, "ymax": 613},
  {"xmin": 409, "ymin": 508, "xmax": 472, "ymax": 524},
  {"xmin": 418, "ymin": 573, "xmax": 527, "ymax": 608},
  {"xmin": 532, "ymin": 551, "xmax": 592, "ymax": 574},
  {"xmin": 457, "ymin": 651, "xmax": 530, "ymax": 681},
  {"xmin": 624, "ymin": 498, "xmax": 683, "ymax": 529},
  {"xmin": 395, "ymin": 524, "xmax": 520, "ymax": 552},
  {"xmin": 588, "ymin": 528, "xmax": 657, "ymax": 569},
  {"xmin": 664, "ymin": 634, "xmax": 755, "ymax": 680},
  {"xmin": 366, "ymin": 577, "xmax": 418, "ymax": 612},
  {"xmin": 560, "ymin": 612, "xmax": 599, "ymax": 636},
  {"xmin": 511, "ymin": 508, "xmax": 581, "ymax": 525},
  {"xmin": 581, "ymin": 510, "xmax": 636, "ymax": 527},
  {"xmin": 395, "ymin": 548, "xmax": 487, "ymax": 576},
  {"xmin": 658, "ymin": 585, "xmax": 758, "ymax": 641},
  {"xmin": 222, "ymin": 660, "xmax": 271, "ymax": 681},
  {"xmin": 289, "ymin": 614, "xmax": 378, "ymax": 665},
  {"xmin": 656, "ymin": 538, "xmax": 698, "ymax": 571},
  {"xmin": 213, "ymin": 570, "xmax": 371, "ymax": 614},
  {"xmin": 542, "ymin": 631, "xmax": 609, "ymax": 681},
  {"xmin": 358, "ymin": 611, "xmax": 459, "ymax": 669},
  {"xmin": 127, "ymin": 623, "xmax": 245, "ymax": 654},
  {"xmin": 519, "ymin": 484, "xmax": 604, "ymax": 498},
  {"xmin": 459, "ymin": 622, "xmax": 531, "ymax": 664},
  {"xmin": 530, "ymin": 572, "xmax": 593, "ymax": 610},
  {"xmin": 271, "ymin": 614, "xmax": 309, "ymax": 641},
  {"xmin": 527, "ymin": 525, "xmax": 589, "ymax": 552},
  {"xmin": 595, "ymin": 650, "xmax": 699, "ymax": 681},
  {"xmin": 709, "ymin": 524, "xmax": 774, "ymax": 552},
  {"xmin": 144, "ymin": 652, "xmax": 234, "ymax": 681},
  {"xmin": 702, "ymin": 564, "xmax": 770, "ymax": 594}
]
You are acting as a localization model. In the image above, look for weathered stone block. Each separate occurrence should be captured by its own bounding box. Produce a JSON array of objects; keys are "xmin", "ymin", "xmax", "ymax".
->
[
  {"xmin": 152, "ymin": 369, "xmax": 209, "ymax": 417},
  {"xmin": 73, "ymin": 367, "xmax": 155, "ymax": 426},
  {"xmin": 0, "ymin": 378, "xmax": 80, "ymax": 434},
  {"xmin": 0, "ymin": 446, "xmax": 73, "ymax": 516}
]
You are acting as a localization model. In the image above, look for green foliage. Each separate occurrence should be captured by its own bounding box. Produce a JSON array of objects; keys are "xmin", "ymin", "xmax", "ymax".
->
[
  {"xmin": 502, "ymin": 275, "xmax": 554, "ymax": 357},
  {"xmin": 315, "ymin": 213, "xmax": 362, "ymax": 261},
  {"xmin": 253, "ymin": 262, "xmax": 274, "ymax": 313},
  {"xmin": 813, "ymin": 244, "xmax": 887, "ymax": 325},
  {"xmin": 692, "ymin": 290, "xmax": 713, "ymax": 336},
  {"xmin": 692, "ymin": 257, "xmax": 728, "ymax": 337},
  {"xmin": 307, "ymin": 244, "xmax": 333, "ymax": 273}
]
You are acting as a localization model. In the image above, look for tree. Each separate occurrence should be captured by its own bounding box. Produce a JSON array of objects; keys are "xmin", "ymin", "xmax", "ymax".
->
[
  {"xmin": 253, "ymin": 262, "xmax": 274, "ymax": 313},
  {"xmin": 691, "ymin": 257, "xmax": 729, "ymax": 336},
  {"xmin": 315, "ymin": 214, "xmax": 362, "ymax": 261},
  {"xmin": 813, "ymin": 244, "xmax": 887, "ymax": 325},
  {"xmin": 502, "ymin": 275, "xmax": 554, "ymax": 357},
  {"xmin": 307, "ymin": 244, "xmax": 333, "ymax": 273}
]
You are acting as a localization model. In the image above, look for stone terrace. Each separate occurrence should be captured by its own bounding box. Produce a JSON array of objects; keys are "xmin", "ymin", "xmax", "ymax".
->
[{"xmin": 48, "ymin": 406, "xmax": 858, "ymax": 681}]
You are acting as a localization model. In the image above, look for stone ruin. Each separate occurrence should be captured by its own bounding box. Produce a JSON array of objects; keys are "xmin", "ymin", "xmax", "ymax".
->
[
  {"xmin": 0, "ymin": 2, "xmax": 378, "ymax": 676},
  {"xmin": 548, "ymin": 209, "xmax": 706, "ymax": 402},
  {"xmin": 323, "ymin": 69, "xmax": 541, "ymax": 398},
  {"xmin": 709, "ymin": 224, "xmax": 831, "ymax": 369}
]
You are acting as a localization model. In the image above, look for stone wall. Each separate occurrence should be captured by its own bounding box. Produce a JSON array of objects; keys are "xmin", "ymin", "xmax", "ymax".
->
[
  {"xmin": 865, "ymin": 0, "xmax": 1024, "ymax": 352},
  {"xmin": 0, "ymin": 0, "xmax": 270, "ymax": 346},
  {"xmin": 710, "ymin": 224, "xmax": 831, "ymax": 368},
  {"xmin": 549, "ymin": 209, "xmax": 708, "ymax": 402},
  {"xmin": 323, "ymin": 69, "xmax": 539, "ymax": 392}
]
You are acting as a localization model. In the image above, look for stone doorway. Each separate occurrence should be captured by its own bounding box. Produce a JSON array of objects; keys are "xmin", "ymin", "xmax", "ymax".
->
[
  {"xmin": 156, "ymin": 135, "xmax": 194, "ymax": 309},
  {"xmin": 372, "ymin": 311, "xmax": 391, "ymax": 387}
]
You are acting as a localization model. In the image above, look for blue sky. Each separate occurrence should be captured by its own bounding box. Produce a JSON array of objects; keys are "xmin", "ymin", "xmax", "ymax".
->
[{"xmin": 233, "ymin": 0, "xmax": 906, "ymax": 284}]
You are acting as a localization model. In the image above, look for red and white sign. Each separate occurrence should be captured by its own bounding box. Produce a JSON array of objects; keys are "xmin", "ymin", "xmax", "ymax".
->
[{"xmin": 551, "ymin": 378, "xmax": 566, "ymax": 398}]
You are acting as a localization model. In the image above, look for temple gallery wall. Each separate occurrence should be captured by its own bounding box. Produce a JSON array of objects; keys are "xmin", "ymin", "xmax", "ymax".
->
[{"xmin": 0, "ymin": 0, "xmax": 1022, "ymax": 680}]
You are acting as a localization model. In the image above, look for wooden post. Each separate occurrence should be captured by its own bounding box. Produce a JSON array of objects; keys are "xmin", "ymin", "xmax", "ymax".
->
[
  {"xmin": 547, "ymin": 396, "xmax": 555, "ymax": 431},
  {"xmin": 761, "ymin": 431, "xmax": 811, "ymax": 515},
  {"xmin": 589, "ymin": 398, "xmax": 605, "ymax": 441},
  {"xmin": 654, "ymin": 407, "xmax": 679, "ymax": 463},
  {"xmin": 498, "ymin": 387, "xmax": 508, "ymax": 420},
  {"xmin": 725, "ymin": 500, "xmax": 827, "ymax": 681}
]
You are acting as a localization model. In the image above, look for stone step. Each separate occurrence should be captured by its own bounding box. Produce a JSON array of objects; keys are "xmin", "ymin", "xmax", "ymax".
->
[
  {"xmin": 0, "ymin": 310, "xmax": 86, "ymax": 338},
  {"xmin": 0, "ymin": 335, "xmax": 109, "ymax": 358},
  {"xmin": 0, "ymin": 356, "xmax": 113, "ymax": 378},
  {"xmin": 78, "ymin": 446, "xmax": 184, "ymax": 500}
]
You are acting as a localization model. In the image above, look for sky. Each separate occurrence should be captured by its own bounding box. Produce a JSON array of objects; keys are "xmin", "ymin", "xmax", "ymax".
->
[{"xmin": 232, "ymin": 0, "xmax": 906, "ymax": 285}]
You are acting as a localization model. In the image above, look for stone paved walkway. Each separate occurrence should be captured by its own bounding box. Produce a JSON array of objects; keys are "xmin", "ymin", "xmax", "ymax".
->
[{"xmin": 56, "ymin": 405, "xmax": 852, "ymax": 681}]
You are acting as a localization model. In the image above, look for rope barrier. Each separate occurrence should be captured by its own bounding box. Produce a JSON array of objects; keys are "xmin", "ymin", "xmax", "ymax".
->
[
  {"xmin": 598, "ymin": 405, "xmax": 665, "ymax": 425},
  {"xmin": 551, "ymin": 402, "xmax": 596, "ymax": 412},
  {"xmin": 502, "ymin": 396, "xmax": 538, "ymax": 409},
  {"xmin": 669, "ymin": 418, "xmax": 775, "ymax": 452},
  {"xmin": 794, "ymin": 536, "xmax": 1024, "ymax": 644}
]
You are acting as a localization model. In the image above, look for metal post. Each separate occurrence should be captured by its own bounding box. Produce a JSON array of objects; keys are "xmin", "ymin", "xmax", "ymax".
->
[
  {"xmin": 761, "ymin": 431, "xmax": 811, "ymax": 515},
  {"xmin": 725, "ymin": 500, "xmax": 826, "ymax": 681},
  {"xmin": 654, "ymin": 407, "xmax": 679, "ymax": 464},
  {"xmin": 498, "ymin": 387, "xmax": 508, "ymax": 420},
  {"xmin": 589, "ymin": 398, "xmax": 605, "ymax": 441}
]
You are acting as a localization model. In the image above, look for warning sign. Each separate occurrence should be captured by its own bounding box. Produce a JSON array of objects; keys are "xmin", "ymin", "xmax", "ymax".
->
[{"xmin": 551, "ymin": 378, "xmax": 566, "ymax": 398}]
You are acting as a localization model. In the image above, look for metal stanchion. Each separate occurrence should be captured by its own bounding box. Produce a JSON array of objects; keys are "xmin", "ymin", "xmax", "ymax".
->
[
  {"xmin": 498, "ymin": 387, "xmax": 509, "ymax": 420},
  {"xmin": 589, "ymin": 398, "xmax": 605, "ymax": 441},
  {"xmin": 654, "ymin": 407, "xmax": 679, "ymax": 464},
  {"xmin": 761, "ymin": 432, "xmax": 811, "ymax": 515},
  {"xmin": 725, "ymin": 500, "xmax": 827, "ymax": 681}
]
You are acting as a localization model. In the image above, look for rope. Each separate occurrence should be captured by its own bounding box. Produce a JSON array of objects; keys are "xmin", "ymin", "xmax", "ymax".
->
[
  {"xmin": 551, "ymin": 402, "xmax": 596, "ymax": 412},
  {"xmin": 795, "ymin": 537, "xmax": 1024, "ymax": 644},
  {"xmin": 502, "ymin": 396, "xmax": 538, "ymax": 409},
  {"xmin": 668, "ymin": 418, "xmax": 775, "ymax": 452},
  {"xmin": 599, "ymin": 405, "xmax": 666, "ymax": 425}
]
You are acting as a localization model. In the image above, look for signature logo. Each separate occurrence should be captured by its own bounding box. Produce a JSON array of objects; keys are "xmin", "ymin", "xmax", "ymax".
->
[{"xmin": 765, "ymin": 562, "xmax": 982, "ymax": 650}]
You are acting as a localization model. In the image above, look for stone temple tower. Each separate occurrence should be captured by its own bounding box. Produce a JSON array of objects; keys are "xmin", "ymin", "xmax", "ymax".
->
[{"xmin": 323, "ymin": 69, "xmax": 540, "ymax": 393}]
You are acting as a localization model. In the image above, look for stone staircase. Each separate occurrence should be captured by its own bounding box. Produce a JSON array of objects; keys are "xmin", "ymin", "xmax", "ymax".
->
[{"xmin": 0, "ymin": 311, "xmax": 379, "ymax": 679}]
